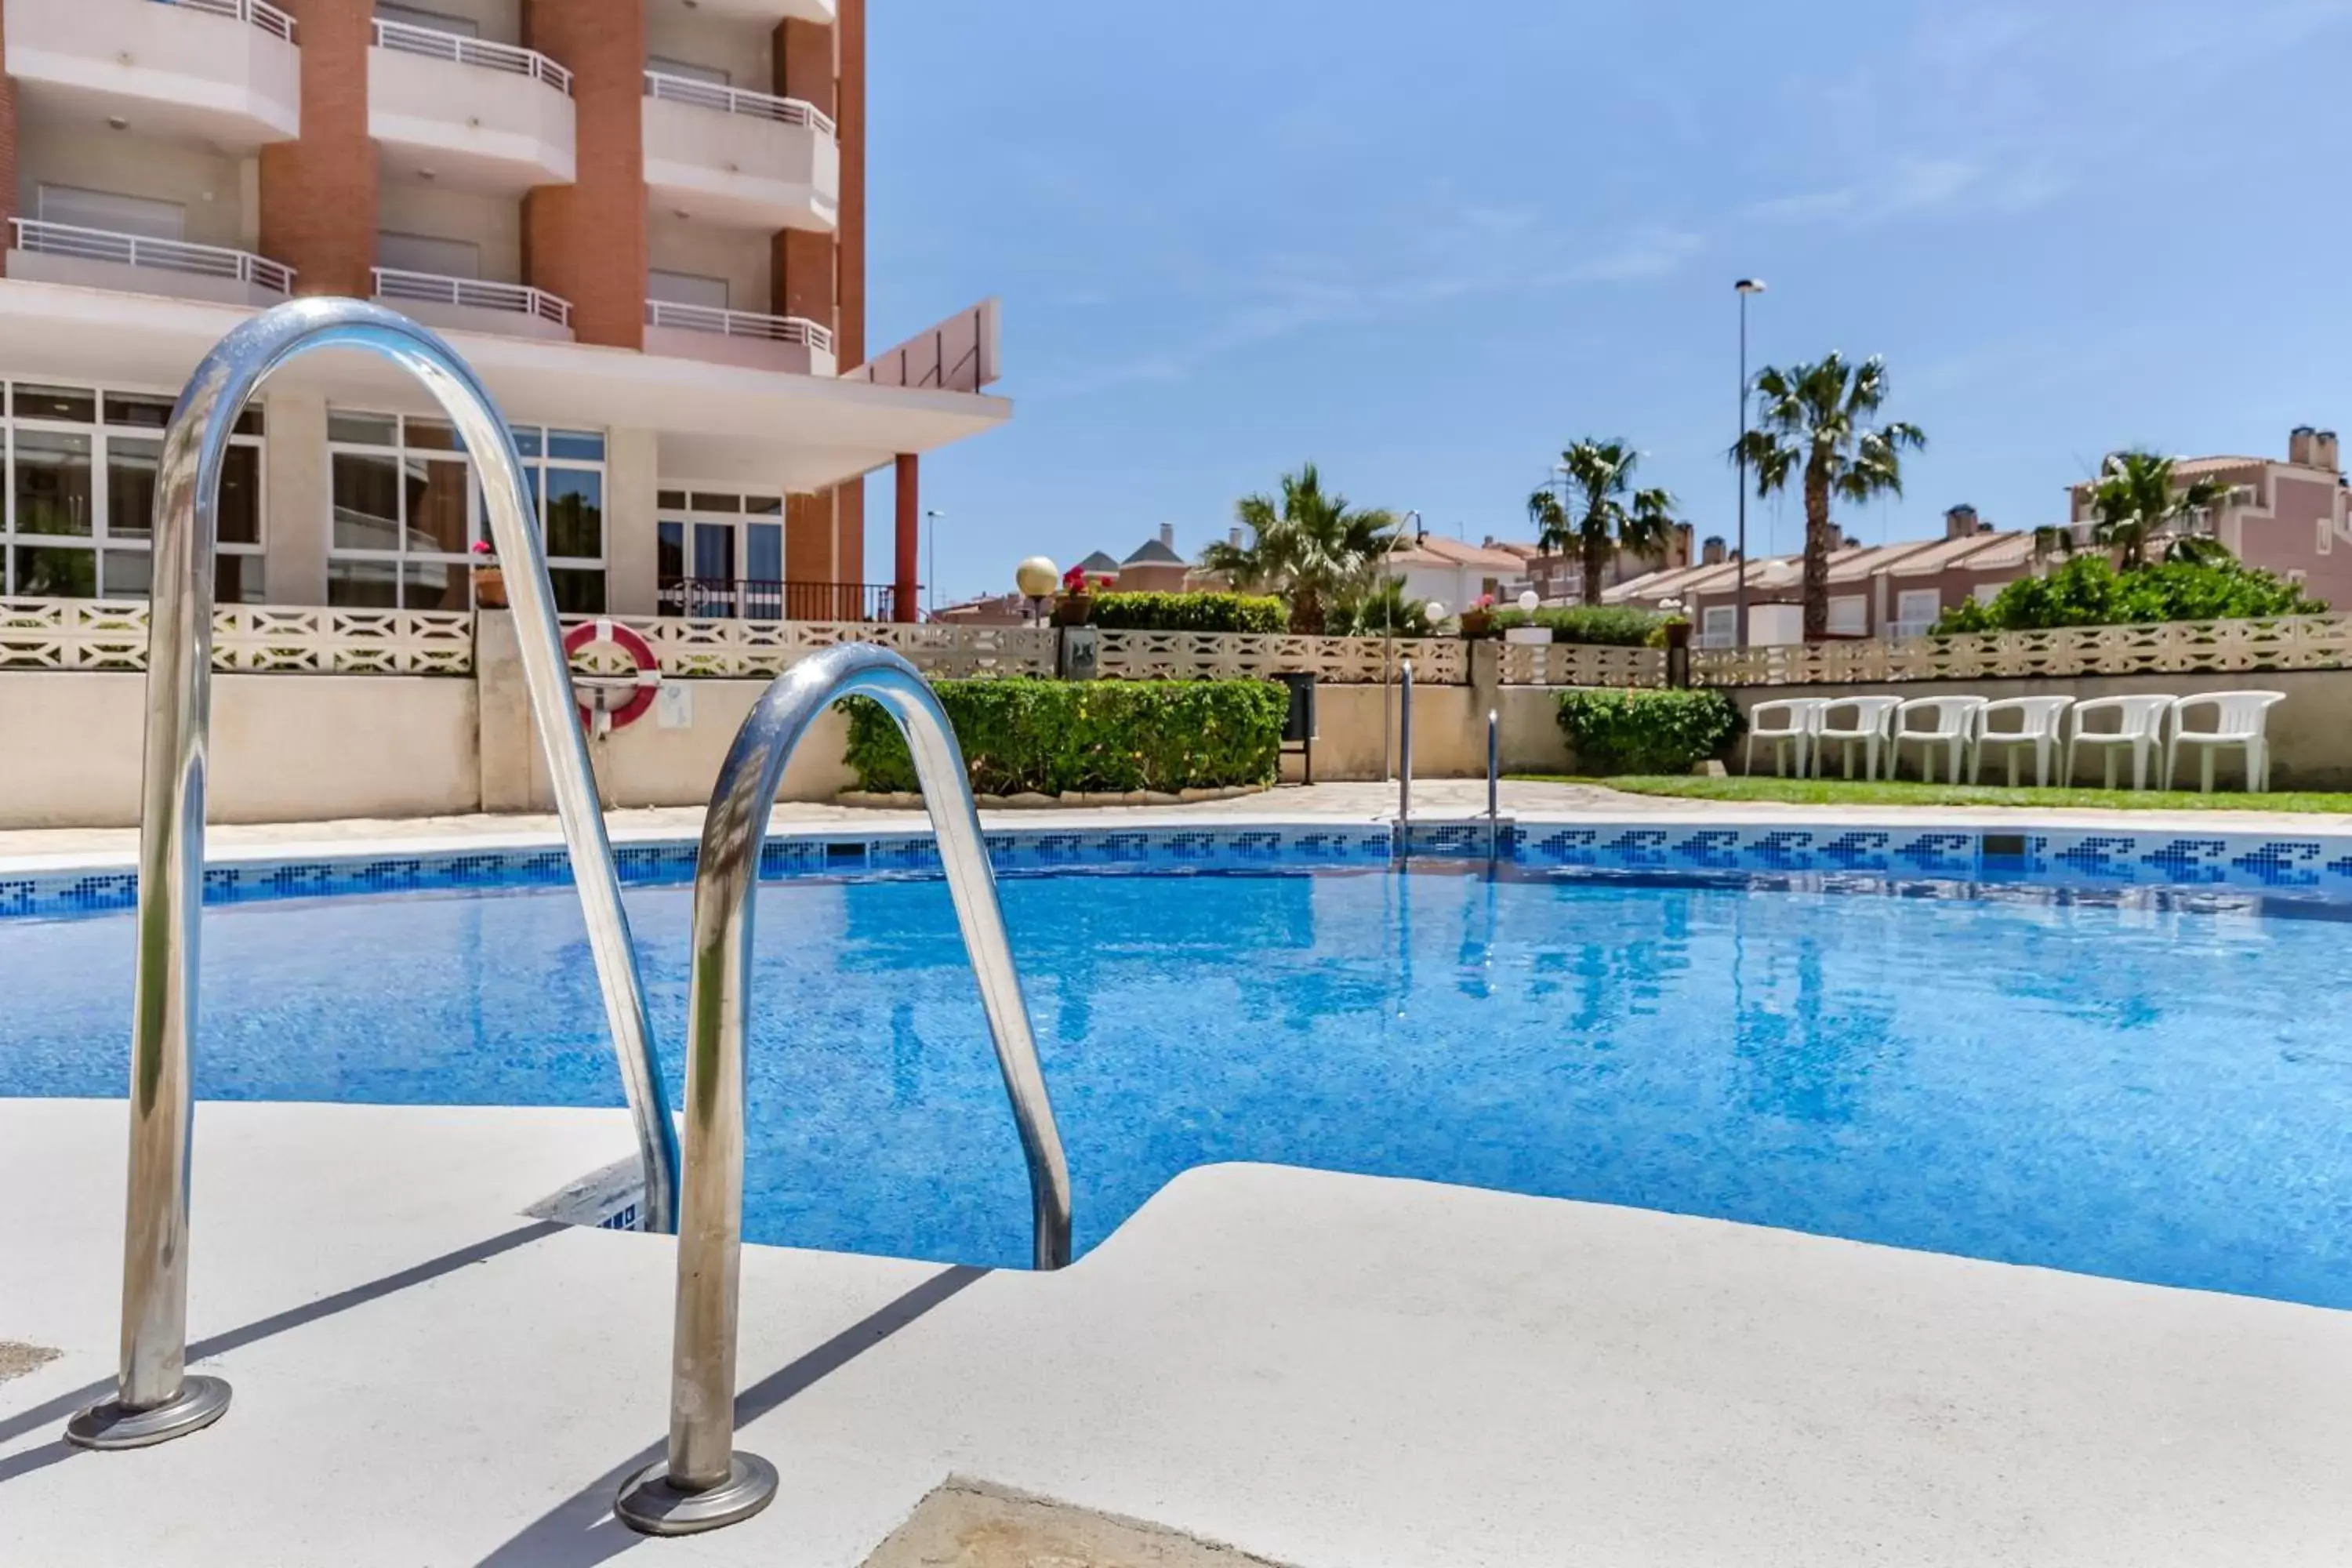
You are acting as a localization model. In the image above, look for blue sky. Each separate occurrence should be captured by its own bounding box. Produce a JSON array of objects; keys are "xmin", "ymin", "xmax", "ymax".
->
[{"xmin": 859, "ymin": 0, "xmax": 2352, "ymax": 606}]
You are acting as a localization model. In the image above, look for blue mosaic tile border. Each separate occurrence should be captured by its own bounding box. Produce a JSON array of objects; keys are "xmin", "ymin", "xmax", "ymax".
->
[
  {"xmin": 9, "ymin": 822, "xmax": 2352, "ymax": 920},
  {"xmin": 0, "ymin": 825, "xmax": 1399, "ymax": 920},
  {"xmin": 1512, "ymin": 824, "xmax": 2352, "ymax": 895}
]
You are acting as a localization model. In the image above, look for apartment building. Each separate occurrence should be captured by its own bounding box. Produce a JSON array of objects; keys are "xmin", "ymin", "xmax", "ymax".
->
[
  {"xmin": 0, "ymin": 0, "xmax": 1003, "ymax": 621},
  {"xmin": 2060, "ymin": 426, "xmax": 2352, "ymax": 606},
  {"xmin": 1610, "ymin": 428, "xmax": 2352, "ymax": 645}
]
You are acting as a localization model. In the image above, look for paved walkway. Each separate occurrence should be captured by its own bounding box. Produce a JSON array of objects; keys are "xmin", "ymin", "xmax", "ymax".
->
[{"xmin": 7, "ymin": 779, "xmax": 2352, "ymax": 869}]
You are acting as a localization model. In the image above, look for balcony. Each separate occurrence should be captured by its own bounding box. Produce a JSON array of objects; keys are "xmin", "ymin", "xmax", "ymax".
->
[
  {"xmin": 659, "ymin": 578, "xmax": 902, "ymax": 622},
  {"xmin": 368, "ymin": 20, "xmax": 575, "ymax": 194},
  {"xmin": 641, "ymin": 71, "xmax": 838, "ymax": 232},
  {"xmin": 4, "ymin": 0, "xmax": 299, "ymax": 151},
  {"xmin": 644, "ymin": 300, "xmax": 837, "ymax": 376},
  {"xmin": 7, "ymin": 218, "xmax": 294, "ymax": 307},
  {"xmin": 371, "ymin": 268, "xmax": 573, "ymax": 343},
  {"xmin": 668, "ymin": 0, "xmax": 837, "ymax": 20}
]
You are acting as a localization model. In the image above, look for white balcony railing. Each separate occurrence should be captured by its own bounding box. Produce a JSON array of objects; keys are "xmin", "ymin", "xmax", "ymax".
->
[
  {"xmin": 156, "ymin": 0, "xmax": 297, "ymax": 43},
  {"xmin": 642, "ymin": 69, "xmax": 835, "ymax": 136},
  {"xmin": 372, "ymin": 267, "xmax": 572, "ymax": 328},
  {"xmin": 372, "ymin": 18, "xmax": 572, "ymax": 95},
  {"xmin": 11, "ymin": 218, "xmax": 295, "ymax": 293},
  {"xmin": 644, "ymin": 299, "xmax": 833, "ymax": 352}
]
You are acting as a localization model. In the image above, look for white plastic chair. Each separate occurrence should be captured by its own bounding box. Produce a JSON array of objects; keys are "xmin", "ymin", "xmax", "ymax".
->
[
  {"xmin": 1889, "ymin": 695, "xmax": 1987, "ymax": 784},
  {"xmin": 1969, "ymin": 696, "xmax": 2074, "ymax": 787},
  {"xmin": 2063, "ymin": 695, "xmax": 2175, "ymax": 791},
  {"xmin": 1812, "ymin": 695, "xmax": 1903, "ymax": 780},
  {"xmin": 2165, "ymin": 691, "xmax": 2285, "ymax": 793},
  {"xmin": 1745, "ymin": 698, "xmax": 1827, "ymax": 778}
]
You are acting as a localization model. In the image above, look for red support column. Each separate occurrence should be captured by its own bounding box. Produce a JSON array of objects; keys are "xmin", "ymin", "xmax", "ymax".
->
[{"xmin": 893, "ymin": 454, "xmax": 919, "ymax": 622}]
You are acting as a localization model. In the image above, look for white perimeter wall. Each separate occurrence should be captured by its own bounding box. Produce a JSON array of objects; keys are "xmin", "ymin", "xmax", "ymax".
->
[{"xmin": 0, "ymin": 673, "xmax": 478, "ymax": 827}]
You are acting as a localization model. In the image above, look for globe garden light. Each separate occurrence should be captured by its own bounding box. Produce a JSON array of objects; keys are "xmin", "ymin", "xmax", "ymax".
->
[
  {"xmin": 1425, "ymin": 601, "xmax": 1446, "ymax": 625},
  {"xmin": 1014, "ymin": 557, "xmax": 1058, "ymax": 598},
  {"xmin": 1517, "ymin": 590, "xmax": 1540, "ymax": 613}
]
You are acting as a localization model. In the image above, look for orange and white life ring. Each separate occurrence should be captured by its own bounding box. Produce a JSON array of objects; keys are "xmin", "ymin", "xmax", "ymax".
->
[{"xmin": 563, "ymin": 619, "xmax": 661, "ymax": 735}]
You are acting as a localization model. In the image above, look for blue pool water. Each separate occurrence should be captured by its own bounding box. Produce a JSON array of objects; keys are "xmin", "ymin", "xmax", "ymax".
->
[{"xmin": 5, "ymin": 866, "xmax": 2349, "ymax": 1306}]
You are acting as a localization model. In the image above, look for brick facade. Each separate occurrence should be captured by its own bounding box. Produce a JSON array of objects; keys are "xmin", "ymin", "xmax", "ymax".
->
[
  {"xmin": 834, "ymin": 0, "xmax": 869, "ymax": 589},
  {"xmin": 259, "ymin": 0, "xmax": 376, "ymax": 299},
  {"xmin": 772, "ymin": 4, "xmax": 867, "ymax": 597},
  {"xmin": 0, "ymin": 0, "xmax": 15, "ymax": 236},
  {"xmin": 521, "ymin": 0, "xmax": 647, "ymax": 349}
]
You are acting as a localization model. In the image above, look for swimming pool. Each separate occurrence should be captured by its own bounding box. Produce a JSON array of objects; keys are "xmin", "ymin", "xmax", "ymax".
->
[{"xmin": 5, "ymin": 832, "xmax": 2350, "ymax": 1307}]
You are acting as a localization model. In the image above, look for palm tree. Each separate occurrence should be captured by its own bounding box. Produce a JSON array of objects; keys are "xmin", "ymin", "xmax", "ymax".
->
[
  {"xmin": 1525, "ymin": 440, "xmax": 1679, "ymax": 605},
  {"xmin": 1199, "ymin": 463, "xmax": 1400, "ymax": 633},
  {"xmin": 1730, "ymin": 353, "xmax": 1926, "ymax": 642},
  {"xmin": 2079, "ymin": 450, "xmax": 2237, "ymax": 568}
]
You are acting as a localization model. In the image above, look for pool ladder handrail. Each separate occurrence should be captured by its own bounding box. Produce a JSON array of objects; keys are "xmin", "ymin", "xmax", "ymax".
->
[
  {"xmin": 613, "ymin": 641, "xmax": 1072, "ymax": 1537},
  {"xmin": 65, "ymin": 298, "xmax": 683, "ymax": 1453}
]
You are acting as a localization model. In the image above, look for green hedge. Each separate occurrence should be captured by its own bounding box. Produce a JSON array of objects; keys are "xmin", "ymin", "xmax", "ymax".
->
[
  {"xmin": 1490, "ymin": 606, "xmax": 1673, "ymax": 646},
  {"xmin": 1933, "ymin": 556, "xmax": 2325, "ymax": 632},
  {"xmin": 1081, "ymin": 592, "xmax": 1288, "ymax": 633},
  {"xmin": 844, "ymin": 678, "xmax": 1290, "ymax": 795},
  {"xmin": 1555, "ymin": 688, "xmax": 1739, "ymax": 775}
]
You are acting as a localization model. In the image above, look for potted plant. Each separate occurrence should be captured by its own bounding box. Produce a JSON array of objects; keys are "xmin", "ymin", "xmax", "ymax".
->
[
  {"xmin": 470, "ymin": 539, "xmax": 507, "ymax": 609},
  {"xmin": 1457, "ymin": 593, "xmax": 1498, "ymax": 638},
  {"xmin": 1050, "ymin": 566, "xmax": 1109, "ymax": 628}
]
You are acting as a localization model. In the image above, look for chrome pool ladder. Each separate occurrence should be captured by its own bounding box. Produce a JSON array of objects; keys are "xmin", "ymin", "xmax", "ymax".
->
[
  {"xmin": 612, "ymin": 641, "xmax": 1072, "ymax": 1536},
  {"xmin": 67, "ymin": 298, "xmax": 682, "ymax": 1451}
]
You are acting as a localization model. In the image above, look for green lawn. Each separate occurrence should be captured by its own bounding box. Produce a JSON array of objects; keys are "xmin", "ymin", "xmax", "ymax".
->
[{"xmin": 1512, "ymin": 773, "xmax": 2352, "ymax": 813}]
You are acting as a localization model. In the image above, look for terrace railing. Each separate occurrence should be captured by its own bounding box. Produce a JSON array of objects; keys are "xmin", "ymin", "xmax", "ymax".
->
[
  {"xmin": 644, "ymin": 300, "xmax": 833, "ymax": 353},
  {"xmin": 158, "ymin": 0, "xmax": 296, "ymax": 42},
  {"xmin": 656, "ymin": 577, "xmax": 897, "ymax": 623},
  {"xmin": 572, "ymin": 612, "xmax": 1058, "ymax": 681},
  {"xmin": 372, "ymin": 267, "xmax": 573, "ymax": 329},
  {"xmin": 11, "ymin": 219, "xmax": 295, "ymax": 295},
  {"xmin": 1498, "ymin": 641, "xmax": 1667, "ymax": 688},
  {"xmin": 1094, "ymin": 629, "xmax": 1470, "ymax": 685},
  {"xmin": 642, "ymin": 70, "xmax": 835, "ymax": 135},
  {"xmin": 0, "ymin": 597, "xmax": 474, "ymax": 674},
  {"xmin": 1690, "ymin": 614, "xmax": 2352, "ymax": 687},
  {"xmin": 372, "ymin": 17, "xmax": 573, "ymax": 93}
]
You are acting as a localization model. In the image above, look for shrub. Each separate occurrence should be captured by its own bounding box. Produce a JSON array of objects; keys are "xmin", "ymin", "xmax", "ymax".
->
[
  {"xmin": 1489, "ymin": 605, "xmax": 1671, "ymax": 646},
  {"xmin": 844, "ymin": 678, "xmax": 1290, "ymax": 796},
  {"xmin": 1083, "ymin": 592, "xmax": 1288, "ymax": 633},
  {"xmin": 1933, "ymin": 556, "xmax": 2326, "ymax": 633},
  {"xmin": 1554, "ymin": 688, "xmax": 1740, "ymax": 775},
  {"xmin": 1327, "ymin": 579, "xmax": 1435, "ymax": 637}
]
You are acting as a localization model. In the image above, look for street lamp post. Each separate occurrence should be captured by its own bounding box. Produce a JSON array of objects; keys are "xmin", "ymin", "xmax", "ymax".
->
[
  {"xmin": 924, "ymin": 509, "xmax": 945, "ymax": 616},
  {"xmin": 1382, "ymin": 510, "xmax": 1420, "ymax": 783},
  {"xmin": 1734, "ymin": 278, "xmax": 1766, "ymax": 649}
]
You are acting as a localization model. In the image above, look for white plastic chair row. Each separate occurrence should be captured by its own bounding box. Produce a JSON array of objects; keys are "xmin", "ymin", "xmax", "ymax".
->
[{"xmin": 1745, "ymin": 691, "xmax": 2286, "ymax": 791}]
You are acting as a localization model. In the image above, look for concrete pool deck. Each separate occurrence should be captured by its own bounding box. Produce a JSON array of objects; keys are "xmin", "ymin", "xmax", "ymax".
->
[
  {"xmin": 8, "ymin": 778, "xmax": 2352, "ymax": 872},
  {"xmin": 6, "ymin": 1098, "xmax": 2352, "ymax": 1566}
]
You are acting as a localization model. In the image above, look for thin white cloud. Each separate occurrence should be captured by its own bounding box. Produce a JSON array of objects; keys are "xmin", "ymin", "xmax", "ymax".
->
[{"xmin": 1030, "ymin": 216, "xmax": 1704, "ymax": 400}]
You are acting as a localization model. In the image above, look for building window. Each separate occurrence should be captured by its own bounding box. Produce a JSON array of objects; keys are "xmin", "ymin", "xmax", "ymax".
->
[
  {"xmin": 376, "ymin": 231, "xmax": 481, "ymax": 280},
  {"xmin": 649, "ymin": 270, "xmax": 730, "ymax": 310},
  {"xmin": 656, "ymin": 487, "xmax": 786, "ymax": 618},
  {"xmin": 1893, "ymin": 589, "xmax": 1940, "ymax": 632},
  {"xmin": 2, "ymin": 382, "xmax": 264, "ymax": 601},
  {"xmin": 1700, "ymin": 604, "xmax": 1737, "ymax": 647},
  {"xmin": 2318, "ymin": 518, "xmax": 2333, "ymax": 557},
  {"xmin": 1828, "ymin": 594, "xmax": 1867, "ymax": 636},
  {"xmin": 327, "ymin": 414, "xmax": 604, "ymax": 612}
]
